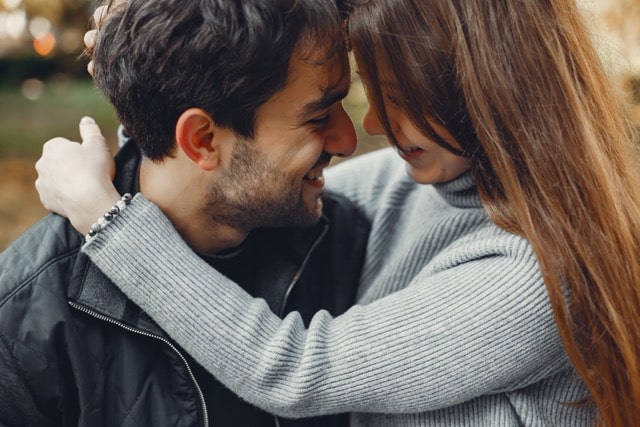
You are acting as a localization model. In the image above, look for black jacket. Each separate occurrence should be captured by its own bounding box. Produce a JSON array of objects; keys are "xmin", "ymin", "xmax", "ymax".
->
[{"xmin": 0, "ymin": 142, "xmax": 369, "ymax": 427}]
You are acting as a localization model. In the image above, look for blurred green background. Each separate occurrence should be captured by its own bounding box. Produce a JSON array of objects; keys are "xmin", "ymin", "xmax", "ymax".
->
[
  {"xmin": 0, "ymin": 0, "xmax": 120, "ymax": 249},
  {"xmin": 0, "ymin": 0, "xmax": 639, "ymax": 250}
]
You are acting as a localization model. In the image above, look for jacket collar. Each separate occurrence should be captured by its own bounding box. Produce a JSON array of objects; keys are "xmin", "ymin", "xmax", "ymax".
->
[
  {"xmin": 68, "ymin": 251, "xmax": 167, "ymax": 337},
  {"xmin": 68, "ymin": 141, "xmax": 166, "ymax": 336}
]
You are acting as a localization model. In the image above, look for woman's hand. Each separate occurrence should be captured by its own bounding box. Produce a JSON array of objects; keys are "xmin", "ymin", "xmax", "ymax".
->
[
  {"xmin": 35, "ymin": 117, "xmax": 121, "ymax": 235},
  {"xmin": 86, "ymin": 0, "xmax": 128, "ymax": 75}
]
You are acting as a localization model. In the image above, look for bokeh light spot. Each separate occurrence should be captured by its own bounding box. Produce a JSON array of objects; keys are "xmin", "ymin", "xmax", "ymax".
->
[
  {"xmin": 3, "ymin": 0, "xmax": 22, "ymax": 10},
  {"xmin": 33, "ymin": 32, "xmax": 56, "ymax": 56},
  {"xmin": 4, "ymin": 9, "xmax": 26, "ymax": 39},
  {"xmin": 20, "ymin": 78, "xmax": 45, "ymax": 101},
  {"xmin": 29, "ymin": 16, "xmax": 51, "ymax": 39}
]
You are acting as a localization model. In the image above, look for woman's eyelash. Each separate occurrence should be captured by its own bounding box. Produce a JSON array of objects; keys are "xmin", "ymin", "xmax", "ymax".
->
[{"xmin": 386, "ymin": 94, "xmax": 401, "ymax": 106}]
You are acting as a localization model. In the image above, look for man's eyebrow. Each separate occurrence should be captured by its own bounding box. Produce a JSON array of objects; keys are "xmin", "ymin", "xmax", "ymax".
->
[{"xmin": 299, "ymin": 88, "xmax": 349, "ymax": 117}]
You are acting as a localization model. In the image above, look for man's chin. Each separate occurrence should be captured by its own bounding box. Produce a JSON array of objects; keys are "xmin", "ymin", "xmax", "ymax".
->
[
  {"xmin": 289, "ymin": 209, "xmax": 322, "ymax": 228},
  {"xmin": 287, "ymin": 202, "xmax": 323, "ymax": 228},
  {"xmin": 258, "ymin": 193, "xmax": 324, "ymax": 228},
  {"xmin": 264, "ymin": 203, "xmax": 322, "ymax": 229}
]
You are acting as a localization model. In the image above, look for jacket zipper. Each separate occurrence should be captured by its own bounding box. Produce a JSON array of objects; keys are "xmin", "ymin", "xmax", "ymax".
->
[
  {"xmin": 278, "ymin": 223, "xmax": 329, "ymax": 317},
  {"xmin": 273, "ymin": 223, "xmax": 329, "ymax": 427},
  {"xmin": 68, "ymin": 300, "xmax": 209, "ymax": 427}
]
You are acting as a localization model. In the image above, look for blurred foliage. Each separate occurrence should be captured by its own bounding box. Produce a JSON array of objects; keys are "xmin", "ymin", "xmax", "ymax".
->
[
  {"xmin": 0, "ymin": 78, "xmax": 118, "ymax": 157},
  {"xmin": 0, "ymin": 54, "xmax": 88, "ymax": 82},
  {"xmin": 0, "ymin": 0, "xmax": 91, "ymax": 60}
]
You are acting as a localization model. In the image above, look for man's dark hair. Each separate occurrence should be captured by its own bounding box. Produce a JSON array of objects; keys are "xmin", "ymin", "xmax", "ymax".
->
[{"xmin": 93, "ymin": 0, "xmax": 345, "ymax": 160}]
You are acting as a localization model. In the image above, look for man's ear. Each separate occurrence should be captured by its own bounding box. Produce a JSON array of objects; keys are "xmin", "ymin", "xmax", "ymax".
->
[{"xmin": 175, "ymin": 108, "xmax": 219, "ymax": 171}]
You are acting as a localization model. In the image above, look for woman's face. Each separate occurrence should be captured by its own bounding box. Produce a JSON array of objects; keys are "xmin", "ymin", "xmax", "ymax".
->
[{"xmin": 362, "ymin": 96, "xmax": 471, "ymax": 185}]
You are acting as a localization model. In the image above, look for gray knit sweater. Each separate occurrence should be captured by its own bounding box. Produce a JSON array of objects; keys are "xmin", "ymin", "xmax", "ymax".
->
[{"xmin": 83, "ymin": 148, "xmax": 595, "ymax": 426}]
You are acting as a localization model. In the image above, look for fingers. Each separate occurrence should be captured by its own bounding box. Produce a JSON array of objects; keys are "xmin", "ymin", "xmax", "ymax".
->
[
  {"xmin": 34, "ymin": 159, "xmax": 52, "ymax": 209},
  {"xmin": 35, "ymin": 137, "xmax": 75, "ymax": 212},
  {"xmin": 84, "ymin": 30, "xmax": 97, "ymax": 76},
  {"xmin": 87, "ymin": 1, "xmax": 128, "ymax": 76},
  {"xmin": 93, "ymin": 6, "xmax": 109, "ymax": 27},
  {"xmin": 78, "ymin": 117, "xmax": 116, "ymax": 179},
  {"xmin": 84, "ymin": 30, "xmax": 96, "ymax": 49},
  {"xmin": 79, "ymin": 116, "xmax": 106, "ymax": 146},
  {"xmin": 93, "ymin": 0, "xmax": 127, "ymax": 27},
  {"xmin": 39, "ymin": 137, "xmax": 73, "ymax": 159}
]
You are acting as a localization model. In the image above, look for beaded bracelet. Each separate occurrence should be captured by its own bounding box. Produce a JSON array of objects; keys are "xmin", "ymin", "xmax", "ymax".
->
[{"xmin": 85, "ymin": 193, "xmax": 133, "ymax": 243}]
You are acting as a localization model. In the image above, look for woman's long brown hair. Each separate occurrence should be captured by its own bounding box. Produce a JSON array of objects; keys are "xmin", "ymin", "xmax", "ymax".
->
[{"xmin": 349, "ymin": 0, "xmax": 640, "ymax": 425}]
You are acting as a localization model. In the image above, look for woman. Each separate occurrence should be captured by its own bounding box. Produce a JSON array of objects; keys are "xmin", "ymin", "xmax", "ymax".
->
[{"xmin": 36, "ymin": 0, "xmax": 640, "ymax": 425}]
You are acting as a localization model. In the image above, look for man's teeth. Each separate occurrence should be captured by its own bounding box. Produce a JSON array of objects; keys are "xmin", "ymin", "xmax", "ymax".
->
[{"xmin": 306, "ymin": 170, "xmax": 323, "ymax": 180}]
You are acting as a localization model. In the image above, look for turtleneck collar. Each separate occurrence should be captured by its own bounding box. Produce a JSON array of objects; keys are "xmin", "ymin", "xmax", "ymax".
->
[{"xmin": 433, "ymin": 170, "xmax": 482, "ymax": 209}]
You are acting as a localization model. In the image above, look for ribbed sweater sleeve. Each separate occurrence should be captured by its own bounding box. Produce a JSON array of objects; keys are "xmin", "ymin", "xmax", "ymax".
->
[{"xmin": 81, "ymin": 151, "xmax": 568, "ymax": 418}]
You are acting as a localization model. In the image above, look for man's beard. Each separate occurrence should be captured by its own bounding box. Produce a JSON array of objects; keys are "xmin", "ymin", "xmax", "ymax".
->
[{"xmin": 202, "ymin": 138, "xmax": 321, "ymax": 233}]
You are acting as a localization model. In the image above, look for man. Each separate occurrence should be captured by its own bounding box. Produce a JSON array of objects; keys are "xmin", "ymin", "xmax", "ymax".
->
[{"xmin": 0, "ymin": 0, "xmax": 368, "ymax": 425}]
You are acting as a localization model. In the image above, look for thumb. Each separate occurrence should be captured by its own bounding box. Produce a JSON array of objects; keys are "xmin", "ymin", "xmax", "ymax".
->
[
  {"xmin": 79, "ymin": 116, "xmax": 116, "ymax": 179},
  {"xmin": 79, "ymin": 116, "xmax": 106, "ymax": 146}
]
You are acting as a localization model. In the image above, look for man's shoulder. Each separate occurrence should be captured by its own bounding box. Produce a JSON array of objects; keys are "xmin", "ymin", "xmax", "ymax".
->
[
  {"xmin": 322, "ymin": 190, "xmax": 370, "ymax": 234},
  {"xmin": 0, "ymin": 213, "xmax": 83, "ymax": 302}
]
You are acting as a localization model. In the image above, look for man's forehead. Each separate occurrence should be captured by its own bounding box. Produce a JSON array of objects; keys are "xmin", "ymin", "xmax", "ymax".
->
[
  {"xmin": 291, "ymin": 52, "xmax": 350, "ymax": 103},
  {"xmin": 255, "ymin": 45, "xmax": 350, "ymax": 122},
  {"xmin": 299, "ymin": 66, "xmax": 350, "ymax": 113}
]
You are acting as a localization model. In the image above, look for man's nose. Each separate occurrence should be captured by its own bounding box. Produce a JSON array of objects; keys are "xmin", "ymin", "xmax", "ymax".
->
[{"xmin": 324, "ymin": 104, "xmax": 357, "ymax": 158}]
